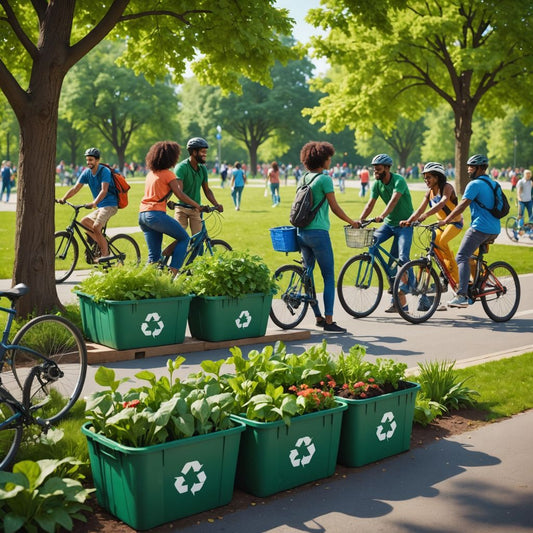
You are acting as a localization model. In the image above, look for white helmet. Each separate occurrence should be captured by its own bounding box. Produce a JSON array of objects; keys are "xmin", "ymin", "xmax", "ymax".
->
[{"xmin": 422, "ymin": 162, "xmax": 445, "ymax": 177}]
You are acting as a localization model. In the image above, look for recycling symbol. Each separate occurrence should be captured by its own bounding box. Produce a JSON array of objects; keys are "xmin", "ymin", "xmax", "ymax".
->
[
  {"xmin": 235, "ymin": 310, "xmax": 252, "ymax": 329},
  {"xmin": 173, "ymin": 460, "xmax": 206, "ymax": 495},
  {"xmin": 376, "ymin": 411, "xmax": 397, "ymax": 442},
  {"xmin": 141, "ymin": 312, "xmax": 164, "ymax": 337},
  {"xmin": 289, "ymin": 436, "xmax": 316, "ymax": 468}
]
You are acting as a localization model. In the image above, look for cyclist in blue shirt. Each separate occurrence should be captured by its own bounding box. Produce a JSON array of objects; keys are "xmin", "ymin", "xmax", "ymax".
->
[
  {"xmin": 58, "ymin": 147, "xmax": 118, "ymax": 260},
  {"xmin": 440, "ymin": 154, "xmax": 501, "ymax": 308}
]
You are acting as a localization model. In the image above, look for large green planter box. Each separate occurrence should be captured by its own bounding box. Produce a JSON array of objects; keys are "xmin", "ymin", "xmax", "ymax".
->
[
  {"xmin": 76, "ymin": 291, "xmax": 192, "ymax": 350},
  {"xmin": 188, "ymin": 293, "xmax": 273, "ymax": 342},
  {"xmin": 82, "ymin": 422, "xmax": 245, "ymax": 531},
  {"xmin": 231, "ymin": 401, "xmax": 347, "ymax": 497},
  {"xmin": 336, "ymin": 381, "xmax": 421, "ymax": 467}
]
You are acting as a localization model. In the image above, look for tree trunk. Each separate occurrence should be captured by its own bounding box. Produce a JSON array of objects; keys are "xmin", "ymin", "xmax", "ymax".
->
[
  {"xmin": 13, "ymin": 88, "xmax": 64, "ymax": 315},
  {"xmin": 454, "ymin": 105, "xmax": 474, "ymax": 195}
]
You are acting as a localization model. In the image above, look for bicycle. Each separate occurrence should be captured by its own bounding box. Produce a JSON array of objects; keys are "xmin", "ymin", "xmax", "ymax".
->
[
  {"xmin": 0, "ymin": 284, "xmax": 87, "ymax": 470},
  {"xmin": 55, "ymin": 200, "xmax": 141, "ymax": 283},
  {"xmin": 158, "ymin": 203, "xmax": 232, "ymax": 270},
  {"xmin": 505, "ymin": 215, "xmax": 533, "ymax": 242},
  {"xmin": 336, "ymin": 219, "xmax": 406, "ymax": 317},
  {"xmin": 269, "ymin": 253, "xmax": 318, "ymax": 329},
  {"xmin": 391, "ymin": 222, "xmax": 521, "ymax": 324}
]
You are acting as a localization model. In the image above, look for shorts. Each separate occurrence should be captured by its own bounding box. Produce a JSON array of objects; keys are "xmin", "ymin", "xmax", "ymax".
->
[{"xmin": 87, "ymin": 206, "xmax": 118, "ymax": 227}]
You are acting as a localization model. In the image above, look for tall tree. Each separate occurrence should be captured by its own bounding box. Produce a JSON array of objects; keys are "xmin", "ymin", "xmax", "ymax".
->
[
  {"xmin": 62, "ymin": 41, "xmax": 180, "ymax": 169},
  {"xmin": 305, "ymin": 0, "xmax": 533, "ymax": 193},
  {"xmin": 214, "ymin": 51, "xmax": 318, "ymax": 174},
  {"xmin": 0, "ymin": 1, "xmax": 294, "ymax": 315}
]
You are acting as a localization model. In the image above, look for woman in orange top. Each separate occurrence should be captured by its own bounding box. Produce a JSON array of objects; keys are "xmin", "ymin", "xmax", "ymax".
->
[
  {"xmin": 401, "ymin": 162, "xmax": 462, "ymax": 284},
  {"xmin": 139, "ymin": 141, "xmax": 200, "ymax": 274}
]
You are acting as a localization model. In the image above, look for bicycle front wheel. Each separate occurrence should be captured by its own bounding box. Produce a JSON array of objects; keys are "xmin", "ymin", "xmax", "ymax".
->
[
  {"xmin": 55, "ymin": 231, "xmax": 78, "ymax": 283},
  {"xmin": 505, "ymin": 217, "xmax": 519, "ymax": 242},
  {"xmin": 392, "ymin": 260, "xmax": 441, "ymax": 324},
  {"xmin": 480, "ymin": 261, "xmax": 521, "ymax": 322},
  {"xmin": 270, "ymin": 264, "xmax": 309, "ymax": 329},
  {"xmin": 337, "ymin": 255, "xmax": 383, "ymax": 318},
  {"xmin": 0, "ymin": 400, "xmax": 22, "ymax": 471},
  {"xmin": 108, "ymin": 234, "xmax": 141, "ymax": 266},
  {"xmin": 209, "ymin": 239, "xmax": 232, "ymax": 254},
  {"xmin": 11, "ymin": 315, "xmax": 87, "ymax": 424}
]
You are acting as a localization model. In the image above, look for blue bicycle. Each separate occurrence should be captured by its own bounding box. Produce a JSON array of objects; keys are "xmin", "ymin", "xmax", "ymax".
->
[
  {"xmin": 337, "ymin": 219, "xmax": 405, "ymax": 317},
  {"xmin": 0, "ymin": 284, "xmax": 87, "ymax": 470}
]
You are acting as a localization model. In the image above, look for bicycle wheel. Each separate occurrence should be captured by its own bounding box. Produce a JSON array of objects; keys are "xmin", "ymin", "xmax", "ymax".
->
[
  {"xmin": 0, "ymin": 400, "xmax": 22, "ymax": 471},
  {"xmin": 108, "ymin": 234, "xmax": 141, "ymax": 266},
  {"xmin": 11, "ymin": 315, "xmax": 87, "ymax": 424},
  {"xmin": 505, "ymin": 217, "xmax": 519, "ymax": 242},
  {"xmin": 54, "ymin": 231, "xmax": 78, "ymax": 283},
  {"xmin": 209, "ymin": 239, "xmax": 232, "ymax": 254},
  {"xmin": 270, "ymin": 264, "xmax": 309, "ymax": 329},
  {"xmin": 392, "ymin": 260, "xmax": 441, "ymax": 324},
  {"xmin": 480, "ymin": 261, "xmax": 520, "ymax": 322},
  {"xmin": 337, "ymin": 255, "xmax": 383, "ymax": 318}
]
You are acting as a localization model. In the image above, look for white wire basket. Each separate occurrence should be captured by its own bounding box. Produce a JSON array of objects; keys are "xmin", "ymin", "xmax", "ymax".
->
[{"xmin": 344, "ymin": 226, "xmax": 375, "ymax": 248}]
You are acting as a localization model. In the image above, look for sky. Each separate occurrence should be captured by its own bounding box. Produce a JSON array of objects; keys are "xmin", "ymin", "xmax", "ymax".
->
[{"xmin": 275, "ymin": 0, "xmax": 329, "ymax": 75}]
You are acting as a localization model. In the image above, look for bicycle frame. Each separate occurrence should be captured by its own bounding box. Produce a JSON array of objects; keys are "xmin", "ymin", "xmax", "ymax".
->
[{"xmin": 360, "ymin": 242, "xmax": 402, "ymax": 288}]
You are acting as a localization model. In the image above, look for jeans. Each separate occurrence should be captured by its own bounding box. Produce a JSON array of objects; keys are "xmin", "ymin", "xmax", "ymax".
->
[
  {"xmin": 139, "ymin": 210, "xmax": 190, "ymax": 270},
  {"xmin": 518, "ymin": 200, "xmax": 532, "ymax": 225},
  {"xmin": 270, "ymin": 183, "xmax": 280, "ymax": 205},
  {"xmin": 456, "ymin": 227, "xmax": 499, "ymax": 296},
  {"xmin": 370, "ymin": 223, "xmax": 413, "ymax": 285},
  {"xmin": 232, "ymin": 186, "xmax": 244, "ymax": 208},
  {"xmin": 1, "ymin": 180, "xmax": 11, "ymax": 202},
  {"xmin": 297, "ymin": 229, "xmax": 335, "ymax": 317}
]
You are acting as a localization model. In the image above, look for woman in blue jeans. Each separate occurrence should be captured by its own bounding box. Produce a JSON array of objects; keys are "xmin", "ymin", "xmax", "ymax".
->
[
  {"xmin": 139, "ymin": 141, "xmax": 202, "ymax": 275},
  {"xmin": 297, "ymin": 141, "xmax": 358, "ymax": 333},
  {"xmin": 230, "ymin": 161, "xmax": 246, "ymax": 210}
]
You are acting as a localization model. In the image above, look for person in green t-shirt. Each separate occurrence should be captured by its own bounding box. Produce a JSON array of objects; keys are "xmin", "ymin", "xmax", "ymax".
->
[
  {"xmin": 297, "ymin": 141, "xmax": 358, "ymax": 333},
  {"xmin": 355, "ymin": 153, "xmax": 414, "ymax": 313},
  {"xmin": 173, "ymin": 137, "xmax": 223, "ymax": 234}
]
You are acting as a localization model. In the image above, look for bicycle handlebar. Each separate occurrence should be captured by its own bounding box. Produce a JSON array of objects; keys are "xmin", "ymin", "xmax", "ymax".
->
[
  {"xmin": 166, "ymin": 201, "xmax": 219, "ymax": 213},
  {"xmin": 55, "ymin": 199, "xmax": 92, "ymax": 210}
]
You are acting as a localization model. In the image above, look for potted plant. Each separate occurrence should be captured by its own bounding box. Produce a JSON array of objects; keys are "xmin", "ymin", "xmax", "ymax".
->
[
  {"xmin": 329, "ymin": 344, "xmax": 421, "ymax": 467},
  {"xmin": 82, "ymin": 357, "xmax": 245, "ymax": 530},
  {"xmin": 200, "ymin": 342, "xmax": 347, "ymax": 497},
  {"xmin": 75, "ymin": 264, "xmax": 192, "ymax": 349},
  {"xmin": 186, "ymin": 251, "xmax": 278, "ymax": 342}
]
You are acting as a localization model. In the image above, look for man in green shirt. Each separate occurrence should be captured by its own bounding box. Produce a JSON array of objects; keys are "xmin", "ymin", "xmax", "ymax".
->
[
  {"xmin": 356, "ymin": 153, "xmax": 414, "ymax": 312},
  {"xmin": 173, "ymin": 137, "xmax": 223, "ymax": 234}
]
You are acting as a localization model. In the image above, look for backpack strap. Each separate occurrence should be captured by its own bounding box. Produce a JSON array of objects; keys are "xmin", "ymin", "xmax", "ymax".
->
[{"xmin": 473, "ymin": 175, "xmax": 495, "ymax": 210}]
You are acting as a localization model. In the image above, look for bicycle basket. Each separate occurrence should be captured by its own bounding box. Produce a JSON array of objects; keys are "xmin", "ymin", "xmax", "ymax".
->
[
  {"xmin": 269, "ymin": 226, "xmax": 299, "ymax": 252},
  {"xmin": 344, "ymin": 226, "xmax": 374, "ymax": 248}
]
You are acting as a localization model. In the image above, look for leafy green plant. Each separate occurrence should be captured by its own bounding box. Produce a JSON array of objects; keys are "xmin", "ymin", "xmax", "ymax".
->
[
  {"xmin": 84, "ymin": 358, "xmax": 237, "ymax": 447},
  {"xmin": 416, "ymin": 360, "xmax": 480, "ymax": 410},
  {"xmin": 75, "ymin": 264, "xmax": 190, "ymax": 302},
  {"xmin": 0, "ymin": 458, "xmax": 93, "ymax": 533},
  {"xmin": 186, "ymin": 250, "xmax": 278, "ymax": 298}
]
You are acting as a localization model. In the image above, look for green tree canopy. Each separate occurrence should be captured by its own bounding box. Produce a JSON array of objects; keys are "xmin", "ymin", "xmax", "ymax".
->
[
  {"xmin": 0, "ymin": 0, "xmax": 294, "ymax": 315},
  {"xmin": 305, "ymin": 0, "xmax": 533, "ymax": 193}
]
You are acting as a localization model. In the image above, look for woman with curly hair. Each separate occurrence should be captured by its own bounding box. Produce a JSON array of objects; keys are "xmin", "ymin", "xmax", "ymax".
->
[
  {"xmin": 139, "ymin": 141, "xmax": 200, "ymax": 274},
  {"xmin": 297, "ymin": 141, "xmax": 358, "ymax": 333}
]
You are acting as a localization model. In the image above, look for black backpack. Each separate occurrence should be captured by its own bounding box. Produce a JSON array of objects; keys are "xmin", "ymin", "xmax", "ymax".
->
[
  {"xmin": 289, "ymin": 173, "xmax": 327, "ymax": 228},
  {"xmin": 474, "ymin": 175, "xmax": 510, "ymax": 219}
]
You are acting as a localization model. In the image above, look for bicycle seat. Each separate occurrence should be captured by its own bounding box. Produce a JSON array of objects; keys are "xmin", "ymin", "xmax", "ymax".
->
[{"xmin": 0, "ymin": 283, "xmax": 29, "ymax": 301}]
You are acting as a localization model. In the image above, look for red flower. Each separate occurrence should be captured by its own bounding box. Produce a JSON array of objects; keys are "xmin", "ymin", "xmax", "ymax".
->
[{"xmin": 122, "ymin": 399, "xmax": 140, "ymax": 409}]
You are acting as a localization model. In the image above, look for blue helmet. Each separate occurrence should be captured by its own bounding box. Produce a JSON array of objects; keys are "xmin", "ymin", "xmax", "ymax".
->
[
  {"xmin": 467, "ymin": 154, "xmax": 489, "ymax": 166},
  {"xmin": 371, "ymin": 153, "xmax": 393, "ymax": 166}
]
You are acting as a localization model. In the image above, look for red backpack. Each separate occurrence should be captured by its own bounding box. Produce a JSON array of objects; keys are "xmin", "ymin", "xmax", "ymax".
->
[{"xmin": 101, "ymin": 163, "xmax": 130, "ymax": 209}]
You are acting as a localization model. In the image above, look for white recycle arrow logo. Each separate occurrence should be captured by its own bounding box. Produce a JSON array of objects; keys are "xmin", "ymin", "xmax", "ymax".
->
[
  {"xmin": 376, "ymin": 411, "xmax": 397, "ymax": 441},
  {"xmin": 141, "ymin": 312, "xmax": 165, "ymax": 337},
  {"xmin": 173, "ymin": 460, "xmax": 207, "ymax": 495},
  {"xmin": 235, "ymin": 310, "xmax": 252, "ymax": 329},
  {"xmin": 289, "ymin": 436, "xmax": 316, "ymax": 467}
]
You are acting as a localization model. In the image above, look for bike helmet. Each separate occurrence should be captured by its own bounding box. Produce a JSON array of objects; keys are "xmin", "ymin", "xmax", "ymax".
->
[
  {"xmin": 84, "ymin": 147, "xmax": 100, "ymax": 159},
  {"xmin": 422, "ymin": 162, "xmax": 446, "ymax": 177},
  {"xmin": 467, "ymin": 154, "xmax": 489, "ymax": 166},
  {"xmin": 186, "ymin": 137, "xmax": 209, "ymax": 151},
  {"xmin": 371, "ymin": 153, "xmax": 393, "ymax": 166}
]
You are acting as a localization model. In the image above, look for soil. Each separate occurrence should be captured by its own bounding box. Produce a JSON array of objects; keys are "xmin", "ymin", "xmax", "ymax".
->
[{"xmin": 76, "ymin": 408, "xmax": 491, "ymax": 533}]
